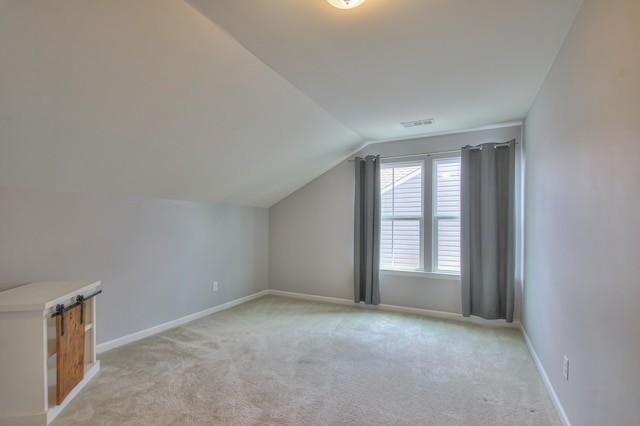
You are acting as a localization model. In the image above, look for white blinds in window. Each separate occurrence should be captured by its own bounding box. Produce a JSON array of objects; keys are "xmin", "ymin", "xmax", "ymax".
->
[
  {"xmin": 434, "ymin": 159, "xmax": 461, "ymax": 272},
  {"xmin": 380, "ymin": 165, "xmax": 422, "ymax": 270}
]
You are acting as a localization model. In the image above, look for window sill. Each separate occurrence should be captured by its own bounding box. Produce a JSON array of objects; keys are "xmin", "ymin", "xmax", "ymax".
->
[{"xmin": 380, "ymin": 269, "xmax": 461, "ymax": 281}]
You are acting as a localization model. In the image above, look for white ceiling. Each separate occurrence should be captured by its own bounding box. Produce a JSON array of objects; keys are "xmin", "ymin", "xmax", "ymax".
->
[{"xmin": 0, "ymin": 0, "xmax": 583, "ymax": 207}]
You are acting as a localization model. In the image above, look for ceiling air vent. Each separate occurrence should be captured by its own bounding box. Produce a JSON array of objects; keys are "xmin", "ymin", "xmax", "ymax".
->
[{"xmin": 401, "ymin": 118, "xmax": 434, "ymax": 128}]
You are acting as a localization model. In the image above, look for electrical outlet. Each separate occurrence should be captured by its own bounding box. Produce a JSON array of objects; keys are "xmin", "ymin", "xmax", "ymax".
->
[
  {"xmin": 213, "ymin": 281, "xmax": 218, "ymax": 292},
  {"xmin": 563, "ymin": 355, "xmax": 569, "ymax": 380}
]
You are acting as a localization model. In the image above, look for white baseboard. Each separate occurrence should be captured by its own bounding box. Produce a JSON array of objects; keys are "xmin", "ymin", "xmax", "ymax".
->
[
  {"xmin": 96, "ymin": 290, "xmax": 269, "ymax": 353},
  {"xmin": 522, "ymin": 327, "xmax": 571, "ymax": 426},
  {"xmin": 267, "ymin": 289, "xmax": 520, "ymax": 328}
]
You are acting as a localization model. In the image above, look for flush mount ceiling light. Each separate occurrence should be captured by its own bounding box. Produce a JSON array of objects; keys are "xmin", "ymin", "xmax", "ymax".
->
[{"xmin": 327, "ymin": 0, "xmax": 366, "ymax": 10}]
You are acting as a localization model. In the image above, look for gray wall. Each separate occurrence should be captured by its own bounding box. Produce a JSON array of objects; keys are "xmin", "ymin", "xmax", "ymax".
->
[
  {"xmin": 523, "ymin": 0, "xmax": 640, "ymax": 424},
  {"xmin": 0, "ymin": 186, "xmax": 268, "ymax": 344},
  {"xmin": 270, "ymin": 159, "xmax": 354, "ymax": 301},
  {"xmin": 269, "ymin": 125, "xmax": 522, "ymax": 315}
]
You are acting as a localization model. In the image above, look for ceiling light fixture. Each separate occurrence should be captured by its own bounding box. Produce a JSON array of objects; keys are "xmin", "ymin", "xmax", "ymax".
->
[{"xmin": 327, "ymin": 0, "xmax": 366, "ymax": 10}]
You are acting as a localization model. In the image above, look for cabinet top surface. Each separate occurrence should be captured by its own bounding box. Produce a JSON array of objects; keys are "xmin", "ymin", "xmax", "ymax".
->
[{"xmin": 0, "ymin": 281, "xmax": 100, "ymax": 312}]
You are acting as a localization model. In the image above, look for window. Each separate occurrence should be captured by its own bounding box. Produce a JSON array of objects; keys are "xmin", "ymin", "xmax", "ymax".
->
[
  {"xmin": 380, "ymin": 155, "xmax": 461, "ymax": 274},
  {"xmin": 380, "ymin": 163, "xmax": 423, "ymax": 270},
  {"xmin": 433, "ymin": 158, "xmax": 461, "ymax": 272}
]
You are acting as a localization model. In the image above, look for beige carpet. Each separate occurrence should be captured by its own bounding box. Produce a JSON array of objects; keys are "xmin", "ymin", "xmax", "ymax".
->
[{"xmin": 51, "ymin": 295, "xmax": 560, "ymax": 425}]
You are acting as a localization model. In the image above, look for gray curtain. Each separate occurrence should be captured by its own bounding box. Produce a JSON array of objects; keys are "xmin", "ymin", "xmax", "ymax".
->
[
  {"xmin": 354, "ymin": 155, "xmax": 380, "ymax": 305},
  {"xmin": 461, "ymin": 140, "xmax": 515, "ymax": 322}
]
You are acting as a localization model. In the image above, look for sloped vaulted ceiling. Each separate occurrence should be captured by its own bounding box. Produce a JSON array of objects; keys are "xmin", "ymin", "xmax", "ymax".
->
[{"xmin": 0, "ymin": 0, "xmax": 583, "ymax": 207}]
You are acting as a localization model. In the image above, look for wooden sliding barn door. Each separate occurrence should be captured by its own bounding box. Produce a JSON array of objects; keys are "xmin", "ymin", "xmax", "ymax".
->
[{"xmin": 56, "ymin": 304, "xmax": 85, "ymax": 404}]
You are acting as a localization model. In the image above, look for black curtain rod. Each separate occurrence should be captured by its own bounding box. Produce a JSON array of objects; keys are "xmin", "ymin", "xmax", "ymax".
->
[{"xmin": 349, "ymin": 139, "xmax": 517, "ymax": 162}]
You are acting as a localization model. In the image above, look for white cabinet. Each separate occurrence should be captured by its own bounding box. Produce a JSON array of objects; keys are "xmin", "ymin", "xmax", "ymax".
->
[{"xmin": 0, "ymin": 281, "xmax": 101, "ymax": 426}]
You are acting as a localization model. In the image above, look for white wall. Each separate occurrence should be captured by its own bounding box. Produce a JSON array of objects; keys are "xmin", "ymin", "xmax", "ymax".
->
[
  {"xmin": 0, "ymin": 186, "xmax": 268, "ymax": 344},
  {"xmin": 523, "ymin": 0, "xmax": 640, "ymax": 424},
  {"xmin": 269, "ymin": 125, "xmax": 522, "ymax": 315},
  {"xmin": 0, "ymin": 0, "xmax": 362, "ymax": 208}
]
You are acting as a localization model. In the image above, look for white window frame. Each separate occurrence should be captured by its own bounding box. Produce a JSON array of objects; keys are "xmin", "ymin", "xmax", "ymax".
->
[{"xmin": 380, "ymin": 152, "xmax": 461, "ymax": 276}]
